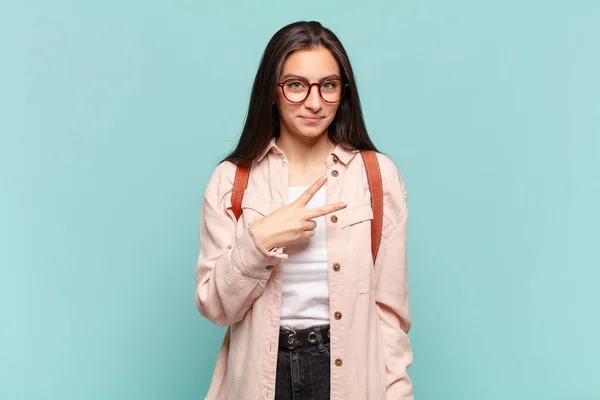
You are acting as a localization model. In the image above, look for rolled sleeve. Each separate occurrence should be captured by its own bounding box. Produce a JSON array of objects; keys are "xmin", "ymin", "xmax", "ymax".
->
[{"xmin": 232, "ymin": 221, "xmax": 288, "ymax": 280}]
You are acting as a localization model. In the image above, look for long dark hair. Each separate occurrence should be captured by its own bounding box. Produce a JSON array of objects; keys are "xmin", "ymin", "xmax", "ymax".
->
[{"xmin": 222, "ymin": 21, "xmax": 377, "ymax": 165}]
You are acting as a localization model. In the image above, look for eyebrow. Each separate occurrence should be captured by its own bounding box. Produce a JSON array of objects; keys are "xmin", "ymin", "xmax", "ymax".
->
[{"xmin": 281, "ymin": 73, "xmax": 342, "ymax": 82}]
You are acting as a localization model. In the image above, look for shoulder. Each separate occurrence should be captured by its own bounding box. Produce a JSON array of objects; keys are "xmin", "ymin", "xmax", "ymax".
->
[
  {"xmin": 204, "ymin": 160, "xmax": 238, "ymax": 202},
  {"xmin": 374, "ymin": 152, "xmax": 408, "ymax": 200}
]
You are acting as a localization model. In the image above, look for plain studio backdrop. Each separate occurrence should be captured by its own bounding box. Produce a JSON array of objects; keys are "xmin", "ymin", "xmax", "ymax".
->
[{"xmin": 1, "ymin": 1, "xmax": 599, "ymax": 399}]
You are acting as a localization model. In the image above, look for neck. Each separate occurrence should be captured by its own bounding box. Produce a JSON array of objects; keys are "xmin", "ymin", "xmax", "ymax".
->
[{"xmin": 276, "ymin": 131, "xmax": 336, "ymax": 168}]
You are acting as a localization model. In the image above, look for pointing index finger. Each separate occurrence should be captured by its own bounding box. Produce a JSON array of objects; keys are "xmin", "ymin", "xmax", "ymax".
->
[
  {"xmin": 295, "ymin": 176, "xmax": 327, "ymax": 206},
  {"xmin": 306, "ymin": 202, "xmax": 347, "ymax": 219}
]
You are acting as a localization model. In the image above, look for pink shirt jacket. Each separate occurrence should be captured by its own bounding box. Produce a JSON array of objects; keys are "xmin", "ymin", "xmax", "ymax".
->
[{"xmin": 195, "ymin": 139, "xmax": 414, "ymax": 400}]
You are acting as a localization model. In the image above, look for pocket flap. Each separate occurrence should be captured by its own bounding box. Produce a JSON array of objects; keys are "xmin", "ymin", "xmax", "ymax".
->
[
  {"xmin": 340, "ymin": 203, "xmax": 373, "ymax": 228},
  {"xmin": 241, "ymin": 192, "xmax": 271, "ymax": 217}
]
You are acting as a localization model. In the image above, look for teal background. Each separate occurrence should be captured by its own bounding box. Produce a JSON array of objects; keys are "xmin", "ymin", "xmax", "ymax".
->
[{"xmin": 1, "ymin": 0, "xmax": 599, "ymax": 399}]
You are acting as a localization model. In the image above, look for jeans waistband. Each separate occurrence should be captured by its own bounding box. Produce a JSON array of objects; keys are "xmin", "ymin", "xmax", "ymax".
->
[{"xmin": 279, "ymin": 324, "xmax": 330, "ymax": 350}]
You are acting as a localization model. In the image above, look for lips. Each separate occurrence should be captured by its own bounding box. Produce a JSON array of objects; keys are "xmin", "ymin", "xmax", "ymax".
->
[{"xmin": 299, "ymin": 116, "xmax": 324, "ymax": 124}]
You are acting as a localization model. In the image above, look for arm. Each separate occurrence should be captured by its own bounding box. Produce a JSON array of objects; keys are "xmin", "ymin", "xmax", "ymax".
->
[
  {"xmin": 374, "ymin": 155, "xmax": 414, "ymax": 399},
  {"xmin": 194, "ymin": 162, "xmax": 287, "ymax": 327}
]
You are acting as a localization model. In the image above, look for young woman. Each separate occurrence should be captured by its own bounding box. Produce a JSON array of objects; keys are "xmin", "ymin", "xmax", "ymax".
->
[{"xmin": 195, "ymin": 21, "xmax": 413, "ymax": 400}]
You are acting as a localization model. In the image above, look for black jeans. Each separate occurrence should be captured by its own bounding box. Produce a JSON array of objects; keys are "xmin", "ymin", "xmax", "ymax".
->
[{"xmin": 275, "ymin": 325, "xmax": 331, "ymax": 400}]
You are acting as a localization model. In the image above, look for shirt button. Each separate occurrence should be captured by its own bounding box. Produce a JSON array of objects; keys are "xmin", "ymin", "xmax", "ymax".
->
[
  {"xmin": 331, "ymin": 170, "xmax": 339, "ymax": 177},
  {"xmin": 332, "ymin": 155, "xmax": 339, "ymax": 163},
  {"xmin": 334, "ymin": 311, "xmax": 342, "ymax": 320},
  {"xmin": 330, "ymin": 215, "xmax": 338, "ymax": 223},
  {"xmin": 332, "ymin": 263, "xmax": 341, "ymax": 271},
  {"xmin": 335, "ymin": 358, "xmax": 343, "ymax": 367},
  {"xmin": 265, "ymin": 265, "xmax": 274, "ymax": 270}
]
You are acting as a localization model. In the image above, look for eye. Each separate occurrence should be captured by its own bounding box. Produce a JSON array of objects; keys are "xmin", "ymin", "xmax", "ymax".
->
[
  {"xmin": 286, "ymin": 80, "xmax": 307, "ymax": 90},
  {"xmin": 321, "ymin": 80, "xmax": 338, "ymax": 90}
]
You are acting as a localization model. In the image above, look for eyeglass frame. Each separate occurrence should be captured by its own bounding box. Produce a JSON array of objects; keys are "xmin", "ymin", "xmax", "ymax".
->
[{"xmin": 276, "ymin": 77, "xmax": 350, "ymax": 104}]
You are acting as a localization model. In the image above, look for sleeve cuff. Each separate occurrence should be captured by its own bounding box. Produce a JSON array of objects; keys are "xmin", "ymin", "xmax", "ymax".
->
[{"xmin": 232, "ymin": 221, "xmax": 288, "ymax": 280}]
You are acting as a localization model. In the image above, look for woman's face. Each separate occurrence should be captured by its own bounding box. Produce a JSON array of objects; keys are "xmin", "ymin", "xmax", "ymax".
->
[{"xmin": 275, "ymin": 46, "xmax": 342, "ymax": 140}]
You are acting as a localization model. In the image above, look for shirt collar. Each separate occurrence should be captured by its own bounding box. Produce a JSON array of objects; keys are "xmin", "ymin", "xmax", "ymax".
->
[
  {"xmin": 256, "ymin": 137, "xmax": 281, "ymax": 163},
  {"xmin": 256, "ymin": 137, "xmax": 360, "ymax": 165},
  {"xmin": 331, "ymin": 142, "xmax": 360, "ymax": 165}
]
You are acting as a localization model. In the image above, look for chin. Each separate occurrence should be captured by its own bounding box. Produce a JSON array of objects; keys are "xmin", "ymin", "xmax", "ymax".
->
[{"xmin": 294, "ymin": 125, "xmax": 329, "ymax": 138}]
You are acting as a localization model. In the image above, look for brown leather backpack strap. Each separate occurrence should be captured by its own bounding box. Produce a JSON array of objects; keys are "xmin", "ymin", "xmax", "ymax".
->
[
  {"xmin": 361, "ymin": 150, "xmax": 383, "ymax": 263},
  {"xmin": 232, "ymin": 163, "xmax": 251, "ymax": 220}
]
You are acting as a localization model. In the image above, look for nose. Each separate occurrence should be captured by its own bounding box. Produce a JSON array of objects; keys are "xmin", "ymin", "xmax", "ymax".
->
[{"xmin": 304, "ymin": 84, "xmax": 323, "ymax": 112}]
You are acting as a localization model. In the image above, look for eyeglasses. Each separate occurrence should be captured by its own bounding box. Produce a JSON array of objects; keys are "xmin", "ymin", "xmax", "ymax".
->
[{"xmin": 277, "ymin": 77, "xmax": 349, "ymax": 104}]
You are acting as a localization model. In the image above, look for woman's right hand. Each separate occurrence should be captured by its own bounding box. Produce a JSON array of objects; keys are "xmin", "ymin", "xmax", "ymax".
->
[{"xmin": 253, "ymin": 176, "xmax": 347, "ymax": 250}]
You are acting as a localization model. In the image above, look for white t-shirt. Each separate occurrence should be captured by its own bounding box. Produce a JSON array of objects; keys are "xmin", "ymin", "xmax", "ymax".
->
[{"xmin": 279, "ymin": 185, "xmax": 330, "ymax": 329}]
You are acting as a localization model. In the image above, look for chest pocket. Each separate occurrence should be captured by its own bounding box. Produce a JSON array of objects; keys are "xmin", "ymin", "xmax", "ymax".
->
[
  {"xmin": 240, "ymin": 191, "xmax": 272, "ymax": 221},
  {"xmin": 340, "ymin": 203, "xmax": 373, "ymax": 228}
]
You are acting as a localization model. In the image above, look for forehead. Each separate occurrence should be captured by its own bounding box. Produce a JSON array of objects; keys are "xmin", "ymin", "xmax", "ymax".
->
[{"xmin": 280, "ymin": 46, "xmax": 340, "ymax": 80}]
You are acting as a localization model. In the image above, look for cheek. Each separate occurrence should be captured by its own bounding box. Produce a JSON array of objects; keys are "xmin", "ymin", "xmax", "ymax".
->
[
  {"xmin": 326, "ymin": 104, "xmax": 341, "ymax": 120},
  {"xmin": 277, "ymin": 101, "xmax": 298, "ymax": 121}
]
